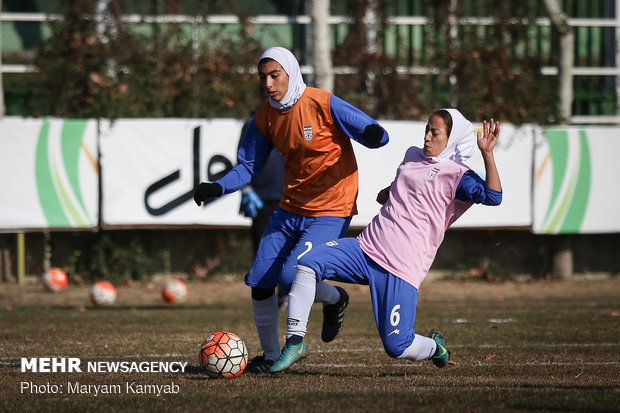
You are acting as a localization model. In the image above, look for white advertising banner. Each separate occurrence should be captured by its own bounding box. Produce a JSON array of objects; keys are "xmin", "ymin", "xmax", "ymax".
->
[
  {"xmin": 5, "ymin": 117, "xmax": 617, "ymax": 234},
  {"xmin": 533, "ymin": 127, "xmax": 620, "ymax": 234},
  {"xmin": 0, "ymin": 118, "xmax": 99, "ymax": 231},
  {"xmin": 452, "ymin": 123, "xmax": 534, "ymax": 229},
  {"xmin": 100, "ymin": 119, "xmax": 533, "ymax": 229},
  {"xmin": 100, "ymin": 118, "xmax": 246, "ymax": 226},
  {"xmin": 351, "ymin": 121, "xmax": 534, "ymax": 229}
]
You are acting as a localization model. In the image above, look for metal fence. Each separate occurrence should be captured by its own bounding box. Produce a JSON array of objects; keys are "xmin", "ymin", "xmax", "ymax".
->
[{"xmin": 1, "ymin": 3, "xmax": 618, "ymax": 123}]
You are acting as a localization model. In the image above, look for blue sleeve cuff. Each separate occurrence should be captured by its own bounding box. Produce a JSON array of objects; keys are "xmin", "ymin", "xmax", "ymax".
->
[
  {"xmin": 329, "ymin": 95, "xmax": 388, "ymax": 148},
  {"xmin": 217, "ymin": 118, "xmax": 274, "ymax": 194},
  {"xmin": 456, "ymin": 170, "xmax": 502, "ymax": 206}
]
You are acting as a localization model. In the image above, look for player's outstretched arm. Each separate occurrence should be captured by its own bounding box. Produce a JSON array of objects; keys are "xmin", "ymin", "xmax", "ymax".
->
[
  {"xmin": 194, "ymin": 120, "xmax": 276, "ymax": 207},
  {"xmin": 329, "ymin": 96, "xmax": 389, "ymax": 148},
  {"xmin": 476, "ymin": 119, "xmax": 502, "ymax": 193},
  {"xmin": 194, "ymin": 183, "xmax": 223, "ymax": 206}
]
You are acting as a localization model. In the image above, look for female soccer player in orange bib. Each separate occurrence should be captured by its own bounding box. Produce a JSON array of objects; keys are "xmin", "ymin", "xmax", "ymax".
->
[{"xmin": 194, "ymin": 46, "xmax": 389, "ymax": 372}]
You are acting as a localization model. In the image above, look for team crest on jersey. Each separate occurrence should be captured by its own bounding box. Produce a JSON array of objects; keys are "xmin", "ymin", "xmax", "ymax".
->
[
  {"xmin": 303, "ymin": 125, "xmax": 313, "ymax": 141},
  {"xmin": 325, "ymin": 240, "xmax": 339, "ymax": 246},
  {"xmin": 427, "ymin": 167, "xmax": 440, "ymax": 179}
]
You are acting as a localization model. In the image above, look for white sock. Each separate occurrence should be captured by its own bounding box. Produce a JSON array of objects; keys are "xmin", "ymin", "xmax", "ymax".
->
[
  {"xmin": 252, "ymin": 294, "xmax": 280, "ymax": 361},
  {"xmin": 397, "ymin": 334, "xmax": 437, "ymax": 361},
  {"xmin": 315, "ymin": 280, "xmax": 340, "ymax": 304},
  {"xmin": 286, "ymin": 265, "xmax": 317, "ymax": 339}
]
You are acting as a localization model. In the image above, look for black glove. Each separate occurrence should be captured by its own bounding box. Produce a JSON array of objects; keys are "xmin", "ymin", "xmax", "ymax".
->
[
  {"xmin": 363, "ymin": 124, "xmax": 385, "ymax": 146},
  {"xmin": 193, "ymin": 182, "xmax": 223, "ymax": 206}
]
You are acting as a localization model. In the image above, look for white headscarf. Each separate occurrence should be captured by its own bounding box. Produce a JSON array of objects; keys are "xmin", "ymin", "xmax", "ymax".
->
[
  {"xmin": 432, "ymin": 108, "xmax": 476, "ymax": 163},
  {"xmin": 259, "ymin": 47, "xmax": 307, "ymax": 111}
]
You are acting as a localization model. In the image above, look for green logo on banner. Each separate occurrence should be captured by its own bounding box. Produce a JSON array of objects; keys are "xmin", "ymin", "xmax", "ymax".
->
[
  {"xmin": 35, "ymin": 120, "xmax": 92, "ymax": 228},
  {"xmin": 540, "ymin": 129, "xmax": 591, "ymax": 234}
]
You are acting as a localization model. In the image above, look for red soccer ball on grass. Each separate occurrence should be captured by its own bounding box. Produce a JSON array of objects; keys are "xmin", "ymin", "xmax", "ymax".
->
[
  {"xmin": 199, "ymin": 331, "xmax": 248, "ymax": 379},
  {"xmin": 42, "ymin": 267, "xmax": 68, "ymax": 292},
  {"xmin": 90, "ymin": 280, "xmax": 117, "ymax": 306},
  {"xmin": 162, "ymin": 279, "xmax": 188, "ymax": 304}
]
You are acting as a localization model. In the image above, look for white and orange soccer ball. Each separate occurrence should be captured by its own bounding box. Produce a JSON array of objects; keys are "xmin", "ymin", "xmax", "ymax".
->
[
  {"xmin": 199, "ymin": 331, "xmax": 248, "ymax": 379},
  {"xmin": 162, "ymin": 279, "xmax": 188, "ymax": 304},
  {"xmin": 42, "ymin": 267, "xmax": 68, "ymax": 292},
  {"xmin": 90, "ymin": 280, "xmax": 117, "ymax": 306}
]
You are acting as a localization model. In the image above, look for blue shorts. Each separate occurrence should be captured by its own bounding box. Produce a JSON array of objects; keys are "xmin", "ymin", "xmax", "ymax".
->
[
  {"xmin": 244, "ymin": 208, "xmax": 351, "ymax": 294},
  {"xmin": 298, "ymin": 237, "xmax": 419, "ymax": 358}
]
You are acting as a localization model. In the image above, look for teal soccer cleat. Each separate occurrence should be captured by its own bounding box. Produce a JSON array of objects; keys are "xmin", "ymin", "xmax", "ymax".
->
[
  {"xmin": 269, "ymin": 342, "xmax": 308, "ymax": 373},
  {"xmin": 429, "ymin": 330, "xmax": 450, "ymax": 368}
]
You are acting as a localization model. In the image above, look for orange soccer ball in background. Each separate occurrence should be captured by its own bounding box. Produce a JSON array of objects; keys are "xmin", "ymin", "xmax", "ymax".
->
[
  {"xmin": 90, "ymin": 280, "xmax": 117, "ymax": 306},
  {"xmin": 162, "ymin": 279, "xmax": 188, "ymax": 304},
  {"xmin": 42, "ymin": 267, "xmax": 68, "ymax": 292}
]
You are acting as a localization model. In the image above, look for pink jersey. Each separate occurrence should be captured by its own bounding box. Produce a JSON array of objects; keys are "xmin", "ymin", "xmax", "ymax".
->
[{"xmin": 357, "ymin": 146, "xmax": 472, "ymax": 289}]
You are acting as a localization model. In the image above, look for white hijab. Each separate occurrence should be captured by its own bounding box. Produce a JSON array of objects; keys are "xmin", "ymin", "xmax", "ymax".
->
[
  {"xmin": 259, "ymin": 47, "xmax": 307, "ymax": 111},
  {"xmin": 432, "ymin": 108, "xmax": 476, "ymax": 163}
]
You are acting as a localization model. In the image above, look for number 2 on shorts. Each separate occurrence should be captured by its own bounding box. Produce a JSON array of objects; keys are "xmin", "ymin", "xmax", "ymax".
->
[{"xmin": 297, "ymin": 241, "xmax": 313, "ymax": 260}]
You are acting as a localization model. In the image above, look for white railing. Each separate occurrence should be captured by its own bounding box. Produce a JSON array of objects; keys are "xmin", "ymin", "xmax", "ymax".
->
[{"xmin": 1, "ymin": 12, "xmax": 619, "ymax": 123}]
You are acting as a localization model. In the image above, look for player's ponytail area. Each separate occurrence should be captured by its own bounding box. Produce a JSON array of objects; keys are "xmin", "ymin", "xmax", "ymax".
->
[{"xmin": 1, "ymin": 277, "xmax": 618, "ymax": 412}]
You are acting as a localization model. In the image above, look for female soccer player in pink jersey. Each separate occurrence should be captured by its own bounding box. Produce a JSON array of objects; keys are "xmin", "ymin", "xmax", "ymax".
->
[
  {"xmin": 193, "ymin": 47, "xmax": 389, "ymax": 372},
  {"xmin": 270, "ymin": 108, "xmax": 502, "ymax": 373}
]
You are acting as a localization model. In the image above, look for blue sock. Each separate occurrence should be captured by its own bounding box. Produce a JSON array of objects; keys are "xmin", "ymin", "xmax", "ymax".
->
[{"xmin": 286, "ymin": 335, "xmax": 303, "ymax": 345}]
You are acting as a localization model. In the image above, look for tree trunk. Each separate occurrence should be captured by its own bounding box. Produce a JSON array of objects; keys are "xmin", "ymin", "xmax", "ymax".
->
[
  {"xmin": 310, "ymin": 0, "xmax": 333, "ymax": 92},
  {"xmin": 543, "ymin": 0, "xmax": 574, "ymax": 123},
  {"xmin": 551, "ymin": 235, "xmax": 573, "ymax": 280},
  {"xmin": 0, "ymin": 235, "xmax": 16, "ymax": 283},
  {"xmin": 543, "ymin": 0, "xmax": 574, "ymax": 280},
  {"xmin": 364, "ymin": 0, "xmax": 378, "ymax": 113}
]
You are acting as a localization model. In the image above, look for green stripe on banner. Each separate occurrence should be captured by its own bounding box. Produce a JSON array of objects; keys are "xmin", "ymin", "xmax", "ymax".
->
[
  {"xmin": 560, "ymin": 131, "xmax": 591, "ymax": 232},
  {"xmin": 547, "ymin": 161, "xmax": 578, "ymax": 233},
  {"xmin": 542, "ymin": 130, "xmax": 569, "ymax": 231},
  {"xmin": 61, "ymin": 119, "xmax": 89, "ymax": 220},
  {"xmin": 35, "ymin": 121, "xmax": 70, "ymax": 226},
  {"xmin": 50, "ymin": 157, "xmax": 87, "ymax": 227}
]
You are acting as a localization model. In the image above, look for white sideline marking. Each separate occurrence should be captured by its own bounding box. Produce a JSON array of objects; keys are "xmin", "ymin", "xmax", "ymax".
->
[
  {"xmin": 304, "ymin": 361, "xmax": 620, "ymax": 368},
  {"xmin": 125, "ymin": 353, "xmax": 185, "ymax": 358},
  {"xmin": 316, "ymin": 342, "xmax": 620, "ymax": 353},
  {"xmin": 2, "ymin": 343, "xmax": 618, "ymax": 366},
  {"xmin": 3, "ymin": 360, "xmax": 618, "ymax": 368}
]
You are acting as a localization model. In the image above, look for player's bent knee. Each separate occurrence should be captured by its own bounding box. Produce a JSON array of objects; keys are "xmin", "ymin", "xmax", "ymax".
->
[
  {"xmin": 384, "ymin": 346, "xmax": 403, "ymax": 359},
  {"xmin": 298, "ymin": 254, "xmax": 321, "ymax": 273},
  {"xmin": 251, "ymin": 287, "xmax": 275, "ymax": 301},
  {"xmin": 383, "ymin": 337, "xmax": 411, "ymax": 359}
]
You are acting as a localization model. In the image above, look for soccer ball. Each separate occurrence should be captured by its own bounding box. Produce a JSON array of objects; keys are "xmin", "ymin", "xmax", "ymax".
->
[
  {"xmin": 199, "ymin": 331, "xmax": 248, "ymax": 379},
  {"xmin": 162, "ymin": 279, "xmax": 188, "ymax": 304},
  {"xmin": 42, "ymin": 267, "xmax": 68, "ymax": 292},
  {"xmin": 90, "ymin": 280, "xmax": 117, "ymax": 306}
]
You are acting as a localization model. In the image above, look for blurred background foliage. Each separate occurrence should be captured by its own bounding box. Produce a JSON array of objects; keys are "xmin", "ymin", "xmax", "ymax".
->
[
  {"xmin": 2, "ymin": 0, "xmax": 588, "ymax": 282},
  {"xmin": 13, "ymin": 0, "xmax": 560, "ymax": 124},
  {"xmin": 30, "ymin": 0, "xmax": 264, "ymax": 119}
]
